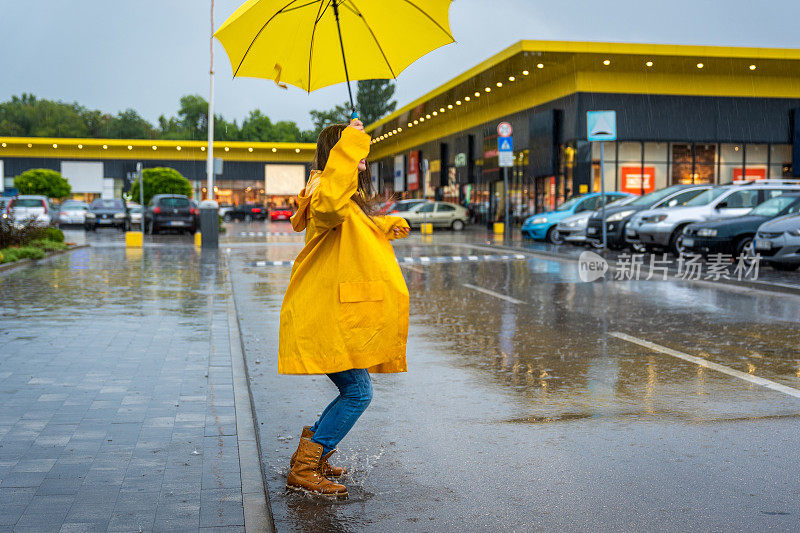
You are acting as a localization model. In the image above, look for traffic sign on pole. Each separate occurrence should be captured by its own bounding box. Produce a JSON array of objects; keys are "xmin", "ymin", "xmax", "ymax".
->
[
  {"xmin": 587, "ymin": 110, "xmax": 617, "ymax": 141},
  {"xmin": 497, "ymin": 122, "xmax": 513, "ymax": 137},
  {"xmin": 498, "ymin": 136, "xmax": 514, "ymax": 168}
]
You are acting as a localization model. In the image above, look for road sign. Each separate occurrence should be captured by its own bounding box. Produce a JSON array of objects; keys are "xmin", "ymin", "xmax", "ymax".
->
[
  {"xmin": 587, "ymin": 110, "xmax": 617, "ymax": 141},
  {"xmin": 214, "ymin": 157, "xmax": 224, "ymax": 175},
  {"xmin": 498, "ymin": 135, "xmax": 514, "ymax": 168},
  {"xmin": 497, "ymin": 122, "xmax": 513, "ymax": 137}
]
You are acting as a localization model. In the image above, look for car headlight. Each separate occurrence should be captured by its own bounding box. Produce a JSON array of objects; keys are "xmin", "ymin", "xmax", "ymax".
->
[
  {"xmin": 606, "ymin": 210, "xmax": 635, "ymax": 222},
  {"xmin": 85, "ymin": 212, "xmax": 96, "ymax": 218},
  {"xmin": 529, "ymin": 217, "xmax": 548, "ymax": 225},
  {"xmin": 113, "ymin": 213, "xmax": 125, "ymax": 219},
  {"xmin": 789, "ymin": 228, "xmax": 800, "ymax": 236},
  {"xmin": 566, "ymin": 219, "xmax": 586, "ymax": 229},
  {"xmin": 696, "ymin": 228, "xmax": 717, "ymax": 237},
  {"xmin": 650, "ymin": 214, "xmax": 668, "ymax": 223}
]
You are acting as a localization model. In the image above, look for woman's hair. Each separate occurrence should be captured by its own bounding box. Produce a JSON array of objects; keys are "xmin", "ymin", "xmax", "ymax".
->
[{"xmin": 312, "ymin": 123, "xmax": 380, "ymax": 216}]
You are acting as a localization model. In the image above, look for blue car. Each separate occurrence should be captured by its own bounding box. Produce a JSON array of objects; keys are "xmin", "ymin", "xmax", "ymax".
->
[{"xmin": 522, "ymin": 192, "xmax": 632, "ymax": 243}]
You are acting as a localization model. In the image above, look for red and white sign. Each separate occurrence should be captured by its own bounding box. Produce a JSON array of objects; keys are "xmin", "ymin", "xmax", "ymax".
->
[
  {"xmin": 733, "ymin": 167, "xmax": 766, "ymax": 181},
  {"xmin": 407, "ymin": 150, "xmax": 420, "ymax": 191},
  {"xmin": 497, "ymin": 122, "xmax": 513, "ymax": 137},
  {"xmin": 620, "ymin": 166, "xmax": 655, "ymax": 194}
]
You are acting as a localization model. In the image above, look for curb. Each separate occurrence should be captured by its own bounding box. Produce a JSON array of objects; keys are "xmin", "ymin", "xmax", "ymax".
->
[
  {"xmin": 225, "ymin": 254, "xmax": 276, "ymax": 533},
  {"xmin": 0, "ymin": 243, "xmax": 90, "ymax": 274}
]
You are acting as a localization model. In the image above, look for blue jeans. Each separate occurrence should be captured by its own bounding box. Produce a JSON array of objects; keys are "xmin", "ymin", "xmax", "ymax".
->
[{"xmin": 310, "ymin": 369, "xmax": 373, "ymax": 454}]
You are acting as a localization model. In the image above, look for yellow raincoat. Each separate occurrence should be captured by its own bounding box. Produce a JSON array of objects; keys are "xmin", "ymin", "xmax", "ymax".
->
[{"xmin": 278, "ymin": 127, "xmax": 410, "ymax": 375}]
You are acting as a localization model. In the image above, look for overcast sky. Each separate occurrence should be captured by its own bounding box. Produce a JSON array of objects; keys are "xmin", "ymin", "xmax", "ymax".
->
[{"xmin": 2, "ymin": 0, "xmax": 799, "ymax": 130}]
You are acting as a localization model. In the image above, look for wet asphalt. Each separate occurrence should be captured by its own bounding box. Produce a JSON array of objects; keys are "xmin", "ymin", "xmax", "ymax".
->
[
  {"xmin": 2, "ymin": 222, "xmax": 798, "ymax": 532},
  {"xmin": 225, "ymin": 221, "xmax": 800, "ymax": 532}
]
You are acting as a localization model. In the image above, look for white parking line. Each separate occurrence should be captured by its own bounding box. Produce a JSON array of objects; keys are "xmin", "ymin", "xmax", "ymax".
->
[
  {"xmin": 462, "ymin": 283, "xmax": 526, "ymax": 304},
  {"xmin": 611, "ymin": 332, "xmax": 800, "ymax": 399}
]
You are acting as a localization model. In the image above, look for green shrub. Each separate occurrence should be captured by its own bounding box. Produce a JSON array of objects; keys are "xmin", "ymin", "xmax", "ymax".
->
[
  {"xmin": 30, "ymin": 239, "xmax": 67, "ymax": 251},
  {"xmin": 41, "ymin": 227, "xmax": 64, "ymax": 243},
  {"xmin": 14, "ymin": 169, "xmax": 71, "ymax": 199},
  {"xmin": 128, "ymin": 167, "xmax": 193, "ymax": 205},
  {"xmin": 0, "ymin": 246, "xmax": 45, "ymax": 263}
]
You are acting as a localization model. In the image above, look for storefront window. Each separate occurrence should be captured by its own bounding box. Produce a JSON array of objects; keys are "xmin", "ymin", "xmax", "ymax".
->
[
  {"xmin": 719, "ymin": 143, "xmax": 744, "ymax": 183},
  {"xmin": 770, "ymin": 144, "xmax": 792, "ymax": 178},
  {"xmin": 671, "ymin": 143, "xmax": 694, "ymax": 184}
]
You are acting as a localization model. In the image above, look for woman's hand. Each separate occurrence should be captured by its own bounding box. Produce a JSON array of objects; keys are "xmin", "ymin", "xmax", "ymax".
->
[
  {"xmin": 392, "ymin": 224, "xmax": 410, "ymax": 239},
  {"xmin": 349, "ymin": 119, "xmax": 364, "ymax": 132}
]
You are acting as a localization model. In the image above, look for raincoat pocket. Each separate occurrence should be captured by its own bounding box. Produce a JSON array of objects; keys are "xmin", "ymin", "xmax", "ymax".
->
[{"xmin": 339, "ymin": 281, "xmax": 386, "ymax": 331}]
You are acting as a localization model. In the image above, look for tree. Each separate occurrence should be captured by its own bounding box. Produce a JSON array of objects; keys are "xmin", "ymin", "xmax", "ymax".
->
[
  {"xmin": 105, "ymin": 109, "xmax": 155, "ymax": 139},
  {"xmin": 128, "ymin": 167, "xmax": 192, "ymax": 206},
  {"xmin": 308, "ymin": 102, "xmax": 351, "ymax": 135},
  {"xmin": 14, "ymin": 169, "xmax": 71, "ymax": 199},
  {"xmin": 356, "ymin": 80, "xmax": 397, "ymax": 125}
]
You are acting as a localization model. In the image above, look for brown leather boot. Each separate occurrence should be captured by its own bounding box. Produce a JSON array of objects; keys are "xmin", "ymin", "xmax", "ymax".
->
[
  {"xmin": 286, "ymin": 438, "xmax": 348, "ymax": 498},
  {"xmin": 290, "ymin": 426, "xmax": 348, "ymax": 479}
]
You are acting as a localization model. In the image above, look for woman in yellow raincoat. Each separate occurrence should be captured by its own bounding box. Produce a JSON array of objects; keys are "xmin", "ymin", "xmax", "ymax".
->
[{"xmin": 279, "ymin": 120, "xmax": 410, "ymax": 498}]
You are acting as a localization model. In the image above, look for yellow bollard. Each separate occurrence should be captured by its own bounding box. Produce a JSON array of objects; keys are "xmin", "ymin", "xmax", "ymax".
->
[
  {"xmin": 493, "ymin": 222, "xmax": 505, "ymax": 235},
  {"xmin": 125, "ymin": 231, "xmax": 143, "ymax": 248},
  {"xmin": 420, "ymin": 223, "xmax": 434, "ymax": 235},
  {"xmin": 194, "ymin": 232, "xmax": 202, "ymax": 247}
]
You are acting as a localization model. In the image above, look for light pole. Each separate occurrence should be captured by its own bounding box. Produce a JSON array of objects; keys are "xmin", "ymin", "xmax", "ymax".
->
[{"xmin": 206, "ymin": 0, "xmax": 215, "ymax": 201}]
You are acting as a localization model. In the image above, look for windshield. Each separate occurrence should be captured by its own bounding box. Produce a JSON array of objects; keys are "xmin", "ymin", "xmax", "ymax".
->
[
  {"xmin": 62, "ymin": 204, "xmax": 86, "ymax": 211},
  {"xmin": 11, "ymin": 199, "xmax": 45, "ymax": 207},
  {"xmin": 606, "ymin": 196, "xmax": 636, "ymax": 208},
  {"xmin": 628, "ymin": 185, "xmax": 686, "ymax": 207},
  {"xmin": 554, "ymin": 196, "xmax": 583, "ymax": 211},
  {"xmin": 750, "ymin": 196, "xmax": 799, "ymax": 217},
  {"xmin": 91, "ymin": 199, "xmax": 123, "ymax": 209},
  {"xmin": 684, "ymin": 188, "xmax": 729, "ymax": 206},
  {"xmin": 159, "ymin": 198, "xmax": 190, "ymax": 208}
]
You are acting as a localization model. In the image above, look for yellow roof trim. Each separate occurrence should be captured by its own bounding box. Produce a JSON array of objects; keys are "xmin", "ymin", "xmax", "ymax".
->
[
  {"xmin": 0, "ymin": 136, "xmax": 316, "ymax": 151},
  {"xmin": 367, "ymin": 39, "xmax": 800, "ymax": 132}
]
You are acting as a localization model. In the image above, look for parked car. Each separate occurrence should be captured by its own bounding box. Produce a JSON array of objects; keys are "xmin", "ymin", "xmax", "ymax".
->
[
  {"xmin": 224, "ymin": 204, "xmax": 268, "ymax": 222},
  {"xmin": 682, "ymin": 193, "xmax": 800, "ymax": 257},
  {"xmin": 5, "ymin": 195, "xmax": 54, "ymax": 226},
  {"xmin": 401, "ymin": 201, "xmax": 469, "ymax": 230},
  {"xmin": 57, "ymin": 200, "xmax": 90, "ymax": 226},
  {"xmin": 587, "ymin": 184, "xmax": 713, "ymax": 250},
  {"xmin": 270, "ymin": 206, "xmax": 294, "ymax": 221},
  {"xmin": 144, "ymin": 194, "xmax": 197, "ymax": 234},
  {"xmin": 85, "ymin": 198, "xmax": 130, "ymax": 231},
  {"xmin": 632, "ymin": 180, "xmax": 800, "ymax": 255},
  {"xmin": 556, "ymin": 195, "xmax": 637, "ymax": 245},
  {"xmin": 127, "ymin": 202, "xmax": 144, "ymax": 228},
  {"xmin": 218, "ymin": 203, "xmax": 235, "ymax": 219},
  {"xmin": 753, "ymin": 213, "xmax": 800, "ymax": 271},
  {"xmin": 381, "ymin": 199, "xmax": 429, "ymax": 215},
  {"xmin": 522, "ymin": 192, "xmax": 631, "ymax": 244}
]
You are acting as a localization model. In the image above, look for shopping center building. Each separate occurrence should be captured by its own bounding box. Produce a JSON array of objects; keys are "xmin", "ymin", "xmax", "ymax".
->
[
  {"xmin": 366, "ymin": 40, "xmax": 800, "ymax": 222},
  {"xmin": 0, "ymin": 137, "xmax": 315, "ymax": 205}
]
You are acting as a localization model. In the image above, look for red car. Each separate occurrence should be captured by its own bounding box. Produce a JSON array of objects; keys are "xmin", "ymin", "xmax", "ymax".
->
[{"xmin": 270, "ymin": 206, "xmax": 294, "ymax": 221}]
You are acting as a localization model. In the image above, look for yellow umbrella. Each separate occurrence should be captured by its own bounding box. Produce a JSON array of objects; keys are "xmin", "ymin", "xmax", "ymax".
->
[{"xmin": 214, "ymin": 0, "xmax": 455, "ymax": 118}]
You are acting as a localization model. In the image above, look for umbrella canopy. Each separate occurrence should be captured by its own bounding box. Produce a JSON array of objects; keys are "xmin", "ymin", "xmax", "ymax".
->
[{"xmin": 214, "ymin": 0, "xmax": 454, "ymax": 98}]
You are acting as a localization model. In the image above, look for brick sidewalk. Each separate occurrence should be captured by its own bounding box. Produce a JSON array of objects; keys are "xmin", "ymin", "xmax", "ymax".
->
[{"xmin": 0, "ymin": 247, "xmax": 257, "ymax": 532}]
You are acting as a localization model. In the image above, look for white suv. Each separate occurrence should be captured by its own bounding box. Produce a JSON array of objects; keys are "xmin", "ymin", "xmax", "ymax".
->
[
  {"xmin": 633, "ymin": 180, "xmax": 800, "ymax": 255},
  {"xmin": 6, "ymin": 195, "xmax": 54, "ymax": 226}
]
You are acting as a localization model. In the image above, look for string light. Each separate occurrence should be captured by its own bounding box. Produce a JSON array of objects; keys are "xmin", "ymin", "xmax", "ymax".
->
[
  {"xmin": 272, "ymin": 147, "xmax": 277, "ymax": 152},
  {"xmin": 295, "ymin": 148, "xmax": 300, "ymax": 153},
  {"xmin": 127, "ymin": 145, "xmax": 133, "ymax": 150},
  {"xmin": 508, "ymin": 76, "xmax": 515, "ymax": 81},
  {"xmin": 537, "ymin": 63, "xmax": 544, "ymax": 69},
  {"xmin": 224, "ymin": 146, "xmax": 229, "ymax": 151},
  {"xmin": 696, "ymin": 62, "xmax": 704, "ymax": 69},
  {"xmin": 603, "ymin": 59, "xmax": 611, "ymax": 66},
  {"xmin": 447, "ymin": 104, "xmax": 453, "ymax": 109},
  {"xmin": 464, "ymin": 96, "xmax": 470, "ymax": 101},
  {"xmin": 456, "ymin": 100, "xmax": 462, "ymax": 105},
  {"xmin": 248, "ymin": 147, "xmax": 253, "ymax": 152},
  {"xmin": 749, "ymin": 64, "xmax": 757, "ymax": 70}
]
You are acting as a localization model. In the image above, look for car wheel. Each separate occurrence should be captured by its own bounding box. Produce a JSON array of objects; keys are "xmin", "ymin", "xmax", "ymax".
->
[
  {"xmin": 670, "ymin": 227, "xmax": 689, "ymax": 256},
  {"xmin": 631, "ymin": 242, "xmax": 649, "ymax": 253},
  {"xmin": 545, "ymin": 226, "xmax": 564, "ymax": 245},
  {"xmin": 224, "ymin": 214, "xmax": 232, "ymax": 222},
  {"xmin": 736, "ymin": 236, "xmax": 756, "ymax": 259},
  {"xmin": 451, "ymin": 219, "xmax": 465, "ymax": 231}
]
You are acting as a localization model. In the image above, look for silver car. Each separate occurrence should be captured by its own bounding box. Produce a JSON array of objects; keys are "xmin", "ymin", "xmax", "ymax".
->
[
  {"xmin": 634, "ymin": 180, "xmax": 800, "ymax": 255},
  {"xmin": 6, "ymin": 195, "xmax": 53, "ymax": 226},
  {"xmin": 402, "ymin": 201, "xmax": 469, "ymax": 231},
  {"xmin": 57, "ymin": 201, "xmax": 89, "ymax": 226},
  {"xmin": 557, "ymin": 195, "xmax": 637, "ymax": 244},
  {"xmin": 753, "ymin": 213, "xmax": 800, "ymax": 271}
]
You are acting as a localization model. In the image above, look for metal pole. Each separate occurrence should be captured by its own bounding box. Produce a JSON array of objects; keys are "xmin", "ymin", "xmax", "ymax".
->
[
  {"xmin": 137, "ymin": 162, "xmax": 144, "ymax": 235},
  {"xmin": 503, "ymin": 166, "xmax": 510, "ymax": 240},
  {"xmin": 600, "ymin": 141, "xmax": 607, "ymax": 248},
  {"xmin": 206, "ymin": 0, "xmax": 215, "ymax": 201}
]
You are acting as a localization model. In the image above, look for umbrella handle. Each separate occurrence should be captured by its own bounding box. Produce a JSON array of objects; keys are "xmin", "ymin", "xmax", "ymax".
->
[{"xmin": 350, "ymin": 110, "xmax": 359, "ymax": 120}]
